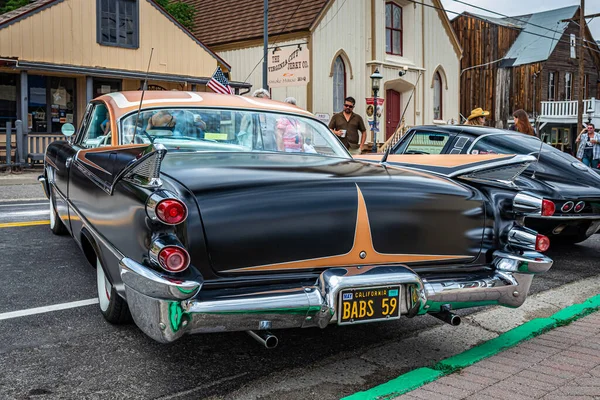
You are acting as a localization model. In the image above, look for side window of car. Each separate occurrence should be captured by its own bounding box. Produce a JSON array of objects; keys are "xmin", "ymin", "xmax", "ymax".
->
[
  {"xmin": 471, "ymin": 137, "xmax": 511, "ymax": 155},
  {"xmin": 403, "ymin": 131, "xmax": 450, "ymax": 154},
  {"xmin": 449, "ymin": 135, "xmax": 472, "ymax": 154},
  {"xmin": 78, "ymin": 104, "xmax": 111, "ymax": 149}
]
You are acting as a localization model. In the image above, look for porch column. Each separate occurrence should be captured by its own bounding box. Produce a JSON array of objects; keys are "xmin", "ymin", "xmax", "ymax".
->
[
  {"xmin": 19, "ymin": 71, "xmax": 28, "ymax": 133},
  {"xmin": 86, "ymin": 76, "xmax": 93, "ymax": 103}
]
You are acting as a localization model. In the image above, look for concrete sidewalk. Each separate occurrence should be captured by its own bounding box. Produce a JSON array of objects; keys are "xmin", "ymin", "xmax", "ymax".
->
[
  {"xmin": 0, "ymin": 168, "xmax": 46, "ymax": 201},
  {"xmin": 399, "ymin": 312, "xmax": 600, "ymax": 399}
]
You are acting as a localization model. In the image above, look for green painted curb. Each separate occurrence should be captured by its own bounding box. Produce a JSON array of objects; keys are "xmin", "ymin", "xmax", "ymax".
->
[
  {"xmin": 341, "ymin": 293, "xmax": 600, "ymax": 400},
  {"xmin": 342, "ymin": 368, "xmax": 443, "ymax": 400}
]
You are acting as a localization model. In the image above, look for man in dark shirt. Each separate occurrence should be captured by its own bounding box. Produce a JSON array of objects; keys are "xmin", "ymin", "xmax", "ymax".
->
[{"xmin": 328, "ymin": 97, "xmax": 367, "ymax": 154}]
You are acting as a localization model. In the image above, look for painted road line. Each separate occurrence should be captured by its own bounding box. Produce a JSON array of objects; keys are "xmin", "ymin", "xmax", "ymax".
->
[
  {"xmin": 0, "ymin": 220, "xmax": 50, "ymax": 228},
  {"xmin": 0, "ymin": 198, "xmax": 47, "ymax": 203},
  {"xmin": 343, "ymin": 294, "xmax": 600, "ymax": 400},
  {"xmin": 0, "ymin": 298, "xmax": 99, "ymax": 321},
  {"xmin": 0, "ymin": 202, "xmax": 48, "ymax": 207},
  {"xmin": 0, "ymin": 210, "xmax": 49, "ymax": 218}
]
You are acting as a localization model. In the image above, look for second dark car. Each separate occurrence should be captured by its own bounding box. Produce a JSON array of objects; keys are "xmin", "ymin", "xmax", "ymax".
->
[{"xmin": 383, "ymin": 125, "xmax": 600, "ymax": 245}]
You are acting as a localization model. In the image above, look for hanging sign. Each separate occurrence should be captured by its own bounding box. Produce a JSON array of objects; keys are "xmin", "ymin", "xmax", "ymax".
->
[
  {"xmin": 268, "ymin": 45, "xmax": 310, "ymax": 88},
  {"xmin": 365, "ymin": 98, "xmax": 385, "ymax": 133}
]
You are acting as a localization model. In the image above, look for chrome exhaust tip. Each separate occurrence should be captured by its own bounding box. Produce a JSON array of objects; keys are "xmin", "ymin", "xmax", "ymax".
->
[
  {"xmin": 431, "ymin": 310, "xmax": 461, "ymax": 326},
  {"xmin": 247, "ymin": 330, "xmax": 279, "ymax": 349}
]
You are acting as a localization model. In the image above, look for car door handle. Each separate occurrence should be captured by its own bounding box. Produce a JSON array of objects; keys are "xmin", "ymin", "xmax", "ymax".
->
[{"xmin": 66, "ymin": 157, "xmax": 73, "ymax": 168}]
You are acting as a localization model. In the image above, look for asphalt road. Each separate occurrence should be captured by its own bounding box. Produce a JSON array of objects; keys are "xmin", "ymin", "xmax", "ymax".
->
[{"xmin": 1, "ymin": 198, "xmax": 599, "ymax": 400}]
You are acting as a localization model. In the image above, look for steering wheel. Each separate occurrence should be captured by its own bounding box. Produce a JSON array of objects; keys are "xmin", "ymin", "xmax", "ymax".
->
[{"xmin": 406, "ymin": 150, "xmax": 429, "ymax": 154}]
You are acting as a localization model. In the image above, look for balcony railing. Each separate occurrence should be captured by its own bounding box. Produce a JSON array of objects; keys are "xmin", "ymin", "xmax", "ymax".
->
[{"xmin": 540, "ymin": 98, "xmax": 597, "ymax": 119}]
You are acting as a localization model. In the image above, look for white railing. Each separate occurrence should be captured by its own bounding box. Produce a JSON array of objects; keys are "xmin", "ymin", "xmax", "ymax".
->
[{"xmin": 540, "ymin": 98, "xmax": 597, "ymax": 119}]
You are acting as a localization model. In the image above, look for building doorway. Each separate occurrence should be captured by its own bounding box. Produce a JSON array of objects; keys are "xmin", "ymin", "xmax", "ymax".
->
[{"xmin": 386, "ymin": 89, "xmax": 401, "ymax": 139}]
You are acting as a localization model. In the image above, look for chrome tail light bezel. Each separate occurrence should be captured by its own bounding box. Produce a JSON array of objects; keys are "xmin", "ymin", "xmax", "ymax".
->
[
  {"xmin": 561, "ymin": 201, "xmax": 574, "ymax": 213},
  {"xmin": 574, "ymin": 201, "xmax": 585, "ymax": 213},
  {"xmin": 146, "ymin": 190, "xmax": 188, "ymax": 225},
  {"xmin": 149, "ymin": 235, "xmax": 191, "ymax": 273},
  {"xmin": 506, "ymin": 226, "xmax": 538, "ymax": 251}
]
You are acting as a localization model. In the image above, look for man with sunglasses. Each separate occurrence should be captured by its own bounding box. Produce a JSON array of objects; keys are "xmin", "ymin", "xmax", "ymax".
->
[{"xmin": 329, "ymin": 97, "xmax": 367, "ymax": 154}]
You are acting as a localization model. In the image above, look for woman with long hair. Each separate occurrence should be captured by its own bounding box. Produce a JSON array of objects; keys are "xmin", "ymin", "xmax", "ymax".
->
[{"xmin": 511, "ymin": 109, "xmax": 535, "ymax": 135}]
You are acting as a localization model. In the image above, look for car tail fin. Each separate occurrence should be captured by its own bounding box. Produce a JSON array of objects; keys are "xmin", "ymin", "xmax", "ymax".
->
[
  {"xmin": 111, "ymin": 143, "xmax": 167, "ymax": 193},
  {"xmin": 451, "ymin": 154, "xmax": 535, "ymax": 188}
]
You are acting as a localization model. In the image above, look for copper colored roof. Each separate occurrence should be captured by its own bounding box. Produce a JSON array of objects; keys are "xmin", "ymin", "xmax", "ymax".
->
[
  {"xmin": 99, "ymin": 91, "xmax": 314, "ymax": 120},
  {"xmin": 180, "ymin": 0, "xmax": 329, "ymax": 46},
  {"xmin": 0, "ymin": 0, "xmax": 60, "ymax": 27}
]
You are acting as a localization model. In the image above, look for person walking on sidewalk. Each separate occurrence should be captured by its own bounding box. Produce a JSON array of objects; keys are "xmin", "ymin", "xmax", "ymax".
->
[
  {"xmin": 329, "ymin": 97, "xmax": 367, "ymax": 155},
  {"xmin": 575, "ymin": 123, "xmax": 600, "ymax": 168}
]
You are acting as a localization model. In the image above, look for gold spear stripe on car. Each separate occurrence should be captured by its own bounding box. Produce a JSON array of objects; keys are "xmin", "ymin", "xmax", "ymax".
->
[{"xmin": 227, "ymin": 185, "xmax": 471, "ymax": 273}]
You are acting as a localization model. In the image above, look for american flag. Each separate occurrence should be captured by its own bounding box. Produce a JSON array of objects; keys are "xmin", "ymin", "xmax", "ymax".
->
[{"xmin": 207, "ymin": 67, "xmax": 233, "ymax": 94}]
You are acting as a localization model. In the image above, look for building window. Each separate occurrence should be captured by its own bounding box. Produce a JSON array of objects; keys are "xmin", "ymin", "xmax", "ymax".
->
[
  {"xmin": 97, "ymin": 0, "xmax": 139, "ymax": 48},
  {"xmin": 565, "ymin": 72, "xmax": 572, "ymax": 101},
  {"xmin": 548, "ymin": 72, "xmax": 556, "ymax": 101},
  {"xmin": 433, "ymin": 71, "xmax": 442, "ymax": 120},
  {"xmin": 333, "ymin": 56, "xmax": 346, "ymax": 112},
  {"xmin": 28, "ymin": 75, "xmax": 76, "ymax": 133},
  {"xmin": 385, "ymin": 2, "xmax": 402, "ymax": 56}
]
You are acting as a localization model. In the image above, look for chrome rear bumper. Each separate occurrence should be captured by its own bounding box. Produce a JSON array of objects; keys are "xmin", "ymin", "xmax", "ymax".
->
[{"xmin": 120, "ymin": 250, "xmax": 552, "ymax": 343}]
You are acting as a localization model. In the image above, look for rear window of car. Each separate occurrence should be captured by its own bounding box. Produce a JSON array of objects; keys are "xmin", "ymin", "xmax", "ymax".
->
[
  {"xmin": 119, "ymin": 107, "xmax": 349, "ymax": 158},
  {"xmin": 399, "ymin": 131, "xmax": 450, "ymax": 154},
  {"xmin": 471, "ymin": 134, "xmax": 578, "ymax": 163}
]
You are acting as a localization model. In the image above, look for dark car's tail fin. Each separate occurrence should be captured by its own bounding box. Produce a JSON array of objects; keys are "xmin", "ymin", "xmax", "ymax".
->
[
  {"xmin": 450, "ymin": 155, "xmax": 535, "ymax": 188},
  {"xmin": 111, "ymin": 143, "xmax": 167, "ymax": 193}
]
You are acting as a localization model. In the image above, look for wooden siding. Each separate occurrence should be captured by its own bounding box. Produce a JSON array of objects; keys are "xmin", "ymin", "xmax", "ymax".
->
[
  {"xmin": 0, "ymin": 0, "xmax": 218, "ymax": 78},
  {"xmin": 540, "ymin": 22, "xmax": 599, "ymax": 103},
  {"xmin": 451, "ymin": 14, "xmax": 519, "ymax": 122}
]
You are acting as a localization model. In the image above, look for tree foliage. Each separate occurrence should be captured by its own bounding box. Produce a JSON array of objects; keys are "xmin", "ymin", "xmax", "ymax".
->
[
  {"xmin": 1, "ymin": 0, "xmax": 30, "ymax": 14},
  {"xmin": 156, "ymin": 0, "xmax": 195, "ymax": 30}
]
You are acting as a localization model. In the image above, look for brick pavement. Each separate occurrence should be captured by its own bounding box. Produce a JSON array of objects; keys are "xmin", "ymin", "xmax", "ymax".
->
[{"xmin": 397, "ymin": 311, "xmax": 600, "ymax": 399}]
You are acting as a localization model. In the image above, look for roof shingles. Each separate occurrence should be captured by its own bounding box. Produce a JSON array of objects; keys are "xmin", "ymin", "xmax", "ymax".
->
[{"xmin": 180, "ymin": 0, "xmax": 328, "ymax": 46}]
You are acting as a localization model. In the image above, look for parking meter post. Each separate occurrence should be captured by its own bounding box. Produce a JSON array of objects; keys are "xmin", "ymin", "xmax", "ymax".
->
[
  {"xmin": 16, "ymin": 120, "xmax": 25, "ymax": 165},
  {"xmin": 6, "ymin": 121, "xmax": 12, "ymax": 170}
]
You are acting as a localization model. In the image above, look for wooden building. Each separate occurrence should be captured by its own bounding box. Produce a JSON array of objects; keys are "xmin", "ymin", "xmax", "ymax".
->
[
  {"xmin": 452, "ymin": 5, "xmax": 600, "ymax": 153},
  {"xmin": 0, "ymin": 0, "xmax": 249, "ymax": 136},
  {"xmin": 182, "ymin": 0, "xmax": 462, "ymax": 145}
]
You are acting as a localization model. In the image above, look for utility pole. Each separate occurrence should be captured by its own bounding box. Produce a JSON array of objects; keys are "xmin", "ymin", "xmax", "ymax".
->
[
  {"xmin": 577, "ymin": 0, "xmax": 585, "ymax": 133},
  {"xmin": 263, "ymin": 0, "xmax": 269, "ymax": 91}
]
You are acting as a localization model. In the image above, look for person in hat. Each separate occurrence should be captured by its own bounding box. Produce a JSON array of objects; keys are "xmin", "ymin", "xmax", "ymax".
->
[{"xmin": 464, "ymin": 107, "xmax": 490, "ymax": 126}]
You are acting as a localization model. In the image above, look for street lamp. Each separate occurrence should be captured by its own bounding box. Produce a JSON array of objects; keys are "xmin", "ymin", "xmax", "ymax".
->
[{"xmin": 370, "ymin": 68, "xmax": 383, "ymax": 153}]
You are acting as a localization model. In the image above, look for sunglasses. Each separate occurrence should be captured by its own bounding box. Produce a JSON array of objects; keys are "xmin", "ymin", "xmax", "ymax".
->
[{"xmin": 344, "ymin": 104, "xmax": 354, "ymax": 108}]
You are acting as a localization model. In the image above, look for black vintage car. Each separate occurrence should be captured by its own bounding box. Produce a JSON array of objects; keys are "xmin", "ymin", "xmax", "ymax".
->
[
  {"xmin": 40, "ymin": 92, "xmax": 552, "ymax": 347},
  {"xmin": 385, "ymin": 125, "xmax": 600, "ymax": 245}
]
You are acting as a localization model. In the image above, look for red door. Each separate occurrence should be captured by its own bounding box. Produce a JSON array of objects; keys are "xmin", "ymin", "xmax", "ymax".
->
[{"xmin": 386, "ymin": 89, "xmax": 401, "ymax": 140}]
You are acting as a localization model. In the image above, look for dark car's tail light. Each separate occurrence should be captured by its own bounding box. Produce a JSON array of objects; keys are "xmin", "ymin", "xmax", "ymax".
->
[
  {"xmin": 541, "ymin": 199, "xmax": 555, "ymax": 216},
  {"xmin": 156, "ymin": 199, "xmax": 187, "ymax": 225},
  {"xmin": 158, "ymin": 246, "xmax": 190, "ymax": 272},
  {"xmin": 535, "ymin": 234, "xmax": 550, "ymax": 252},
  {"xmin": 574, "ymin": 201, "xmax": 585, "ymax": 213},
  {"xmin": 561, "ymin": 201, "xmax": 574, "ymax": 213},
  {"xmin": 146, "ymin": 191, "xmax": 188, "ymax": 225}
]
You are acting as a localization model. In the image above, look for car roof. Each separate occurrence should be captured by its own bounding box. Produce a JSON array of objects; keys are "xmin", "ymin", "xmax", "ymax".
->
[
  {"xmin": 410, "ymin": 125, "xmax": 511, "ymax": 137},
  {"xmin": 96, "ymin": 91, "xmax": 314, "ymax": 120}
]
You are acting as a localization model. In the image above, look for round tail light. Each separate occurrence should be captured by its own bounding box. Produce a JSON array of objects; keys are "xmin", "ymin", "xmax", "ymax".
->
[
  {"xmin": 158, "ymin": 246, "xmax": 190, "ymax": 272},
  {"xmin": 561, "ymin": 201, "xmax": 574, "ymax": 213},
  {"xmin": 541, "ymin": 199, "xmax": 555, "ymax": 216},
  {"xmin": 535, "ymin": 234, "xmax": 550, "ymax": 252},
  {"xmin": 574, "ymin": 201, "xmax": 585, "ymax": 213},
  {"xmin": 156, "ymin": 199, "xmax": 187, "ymax": 225}
]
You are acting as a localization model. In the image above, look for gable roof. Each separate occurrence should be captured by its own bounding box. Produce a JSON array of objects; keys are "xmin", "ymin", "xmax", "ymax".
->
[
  {"xmin": 0, "ymin": 0, "xmax": 60, "ymax": 27},
  {"xmin": 500, "ymin": 5, "xmax": 579, "ymax": 67},
  {"xmin": 0, "ymin": 0, "xmax": 230, "ymax": 70},
  {"xmin": 180, "ymin": 0, "xmax": 328, "ymax": 47}
]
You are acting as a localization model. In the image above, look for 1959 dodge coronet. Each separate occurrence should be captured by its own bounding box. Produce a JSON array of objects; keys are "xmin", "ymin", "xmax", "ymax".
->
[{"xmin": 40, "ymin": 91, "xmax": 552, "ymax": 347}]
